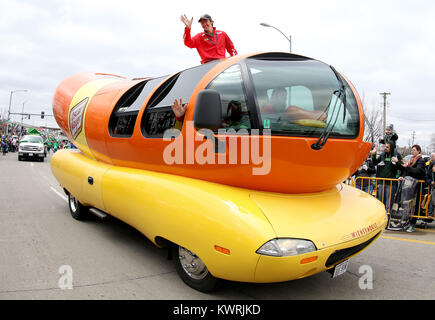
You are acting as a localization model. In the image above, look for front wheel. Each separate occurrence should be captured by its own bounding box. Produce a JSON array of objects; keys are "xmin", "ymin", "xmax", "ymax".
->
[
  {"xmin": 68, "ymin": 193, "xmax": 89, "ymax": 220},
  {"xmin": 173, "ymin": 245, "xmax": 219, "ymax": 292}
]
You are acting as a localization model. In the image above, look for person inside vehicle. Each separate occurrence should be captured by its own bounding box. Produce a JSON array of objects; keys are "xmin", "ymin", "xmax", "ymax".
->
[
  {"xmin": 170, "ymin": 97, "xmax": 250, "ymax": 130},
  {"xmin": 261, "ymin": 87, "xmax": 327, "ymax": 122},
  {"xmin": 224, "ymin": 99, "xmax": 250, "ymax": 129},
  {"xmin": 181, "ymin": 14, "xmax": 238, "ymax": 64}
]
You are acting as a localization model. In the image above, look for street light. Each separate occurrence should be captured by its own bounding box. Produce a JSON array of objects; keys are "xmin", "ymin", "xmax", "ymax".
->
[
  {"xmin": 7, "ymin": 89, "xmax": 28, "ymax": 136},
  {"xmin": 260, "ymin": 22, "xmax": 292, "ymax": 52}
]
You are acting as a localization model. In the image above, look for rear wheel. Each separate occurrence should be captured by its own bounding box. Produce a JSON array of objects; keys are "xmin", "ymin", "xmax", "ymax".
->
[
  {"xmin": 68, "ymin": 193, "xmax": 89, "ymax": 220},
  {"xmin": 173, "ymin": 245, "xmax": 219, "ymax": 292}
]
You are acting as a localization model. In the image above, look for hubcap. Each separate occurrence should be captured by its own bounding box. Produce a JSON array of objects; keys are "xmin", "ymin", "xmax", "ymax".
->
[
  {"xmin": 69, "ymin": 195, "xmax": 78, "ymax": 212},
  {"xmin": 178, "ymin": 246, "xmax": 209, "ymax": 280}
]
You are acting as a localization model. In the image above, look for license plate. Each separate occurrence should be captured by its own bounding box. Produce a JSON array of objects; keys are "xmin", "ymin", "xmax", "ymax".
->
[
  {"xmin": 332, "ymin": 260, "xmax": 349, "ymax": 278},
  {"xmin": 28, "ymin": 153, "xmax": 33, "ymax": 156}
]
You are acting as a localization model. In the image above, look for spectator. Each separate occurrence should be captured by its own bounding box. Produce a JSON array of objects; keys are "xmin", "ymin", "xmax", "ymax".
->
[
  {"xmin": 181, "ymin": 14, "xmax": 238, "ymax": 64},
  {"xmin": 399, "ymin": 144, "xmax": 426, "ymax": 232},
  {"xmin": 371, "ymin": 141, "xmax": 402, "ymax": 212},
  {"xmin": 378, "ymin": 124, "xmax": 398, "ymax": 166},
  {"xmin": 1, "ymin": 138, "xmax": 6, "ymax": 155},
  {"xmin": 354, "ymin": 155, "xmax": 376, "ymax": 194},
  {"xmin": 380, "ymin": 124, "xmax": 398, "ymax": 146}
]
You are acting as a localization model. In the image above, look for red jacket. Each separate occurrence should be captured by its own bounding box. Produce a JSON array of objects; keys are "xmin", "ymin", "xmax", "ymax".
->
[{"xmin": 183, "ymin": 27, "xmax": 238, "ymax": 64}]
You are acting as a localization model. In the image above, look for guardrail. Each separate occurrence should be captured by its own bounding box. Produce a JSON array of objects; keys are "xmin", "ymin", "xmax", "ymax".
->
[{"xmin": 351, "ymin": 177, "xmax": 433, "ymax": 221}]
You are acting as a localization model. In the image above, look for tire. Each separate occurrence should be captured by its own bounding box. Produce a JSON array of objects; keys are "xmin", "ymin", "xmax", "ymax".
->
[
  {"xmin": 18, "ymin": 156, "xmax": 22, "ymax": 161},
  {"xmin": 173, "ymin": 245, "xmax": 219, "ymax": 292},
  {"xmin": 68, "ymin": 193, "xmax": 89, "ymax": 220}
]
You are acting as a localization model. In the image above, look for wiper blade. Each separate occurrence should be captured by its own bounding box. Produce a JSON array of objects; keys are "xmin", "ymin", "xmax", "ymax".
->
[{"xmin": 311, "ymin": 66, "xmax": 347, "ymax": 150}]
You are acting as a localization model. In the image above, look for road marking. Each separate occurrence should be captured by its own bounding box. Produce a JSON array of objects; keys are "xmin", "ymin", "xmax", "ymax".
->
[
  {"xmin": 380, "ymin": 235, "xmax": 435, "ymax": 246},
  {"xmin": 50, "ymin": 186, "xmax": 67, "ymax": 202},
  {"xmin": 416, "ymin": 227, "xmax": 435, "ymax": 233},
  {"xmin": 30, "ymin": 162, "xmax": 34, "ymax": 167}
]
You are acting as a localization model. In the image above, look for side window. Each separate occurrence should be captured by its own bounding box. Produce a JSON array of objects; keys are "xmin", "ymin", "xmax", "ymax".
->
[
  {"xmin": 141, "ymin": 62, "xmax": 218, "ymax": 138},
  {"xmin": 142, "ymin": 109, "xmax": 177, "ymax": 137},
  {"xmin": 109, "ymin": 81, "xmax": 147, "ymax": 137},
  {"xmin": 110, "ymin": 114, "xmax": 138, "ymax": 136},
  {"xmin": 141, "ymin": 74, "xmax": 179, "ymax": 138},
  {"xmin": 207, "ymin": 65, "xmax": 251, "ymax": 130}
]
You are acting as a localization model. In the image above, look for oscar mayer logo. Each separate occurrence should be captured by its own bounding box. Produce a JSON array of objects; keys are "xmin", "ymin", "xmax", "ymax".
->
[{"xmin": 69, "ymin": 97, "xmax": 89, "ymax": 140}]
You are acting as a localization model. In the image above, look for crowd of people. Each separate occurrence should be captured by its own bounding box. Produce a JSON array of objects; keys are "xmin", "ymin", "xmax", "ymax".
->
[
  {"xmin": 0, "ymin": 135, "xmax": 19, "ymax": 154},
  {"xmin": 353, "ymin": 124, "xmax": 435, "ymax": 232},
  {"xmin": 1, "ymin": 132, "xmax": 74, "ymax": 156}
]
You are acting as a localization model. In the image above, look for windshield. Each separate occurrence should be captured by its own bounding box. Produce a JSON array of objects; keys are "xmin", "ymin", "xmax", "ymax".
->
[
  {"xmin": 20, "ymin": 135, "xmax": 43, "ymax": 143},
  {"xmin": 246, "ymin": 58, "xmax": 360, "ymax": 137}
]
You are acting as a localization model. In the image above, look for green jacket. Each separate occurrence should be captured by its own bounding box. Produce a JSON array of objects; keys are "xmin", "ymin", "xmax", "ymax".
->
[{"xmin": 372, "ymin": 152, "xmax": 402, "ymax": 179}]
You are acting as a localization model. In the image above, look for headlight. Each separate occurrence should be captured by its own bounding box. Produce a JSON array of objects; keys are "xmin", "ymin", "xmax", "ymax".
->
[{"xmin": 256, "ymin": 239, "xmax": 317, "ymax": 257}]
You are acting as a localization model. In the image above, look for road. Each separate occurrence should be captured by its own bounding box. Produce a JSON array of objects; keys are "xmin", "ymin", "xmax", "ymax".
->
[{"xmin": 0, "ymin": 151, "xmax": 434, "ymax": 300}]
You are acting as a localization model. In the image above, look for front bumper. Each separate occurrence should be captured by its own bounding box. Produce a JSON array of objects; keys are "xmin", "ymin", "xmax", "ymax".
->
[
  {"xmin": 254, "ymin": 226, "xmax": 385, "ymax": 283},
  {"xmin": 19, "ymin": 151, "xmax": 45, "ymax": 158}
]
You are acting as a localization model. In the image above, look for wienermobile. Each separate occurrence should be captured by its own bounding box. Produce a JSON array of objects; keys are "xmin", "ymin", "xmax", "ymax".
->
[{"xmin": 51, "ymin": 52, "xmax": 387, "ymax": 292}]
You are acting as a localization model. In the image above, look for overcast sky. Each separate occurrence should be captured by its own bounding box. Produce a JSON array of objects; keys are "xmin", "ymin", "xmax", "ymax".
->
[{"xmin": 1, "ymin": 0, "xmax": 434, "ymax": 150}]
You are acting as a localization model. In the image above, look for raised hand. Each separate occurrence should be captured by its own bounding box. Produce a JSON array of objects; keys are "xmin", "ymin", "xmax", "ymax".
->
[
  {"xmin": 180, "ymin": 14, "xmax": 193, "ymax": 29},
  {"xmin": 171, "ymin": 98, "xmax": 187, "ymax": 119}
]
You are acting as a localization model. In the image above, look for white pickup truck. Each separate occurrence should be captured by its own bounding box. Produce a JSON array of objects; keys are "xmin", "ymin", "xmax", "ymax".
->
[{"xmin": 18, "ymin": 135, "xmax": 46, "ymax": 161}]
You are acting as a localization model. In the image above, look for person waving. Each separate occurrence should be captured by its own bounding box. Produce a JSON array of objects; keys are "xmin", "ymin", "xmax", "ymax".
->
[{"xmin": 181, "ymin": 14, "xmax": 238, "ymax": 64}]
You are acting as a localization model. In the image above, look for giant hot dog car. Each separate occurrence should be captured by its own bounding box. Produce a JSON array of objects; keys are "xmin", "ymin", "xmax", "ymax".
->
[{"xmin": 51, "ymin": 52, "xmax": 387, "ymax": 291}]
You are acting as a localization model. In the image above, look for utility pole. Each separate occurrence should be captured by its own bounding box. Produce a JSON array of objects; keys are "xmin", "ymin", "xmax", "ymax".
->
[
  {"xmin": 379, "ymin": 92, "xmax": 391, "ymax": 134},
  {"xmin": 6, "ymin": 89, "xmax": 27, "ymax": 136},
  {"xmin": 21, "ymin": 101, "xmax": 27, "ymax": 129},
  {"xmin": 411, "ymin": 131, "xmax": 416, "ymax": 146}
]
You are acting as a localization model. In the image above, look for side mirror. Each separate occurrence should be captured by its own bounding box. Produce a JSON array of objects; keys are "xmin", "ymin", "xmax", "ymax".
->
[{"xmin": 194, "ymin": 89, "xmax": 222, "ymax": 130}]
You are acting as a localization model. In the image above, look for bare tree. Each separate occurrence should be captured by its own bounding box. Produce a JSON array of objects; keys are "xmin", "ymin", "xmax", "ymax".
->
[{"xmin": 362, "ymin": 100, "xmax": 383, "ymax": 145}]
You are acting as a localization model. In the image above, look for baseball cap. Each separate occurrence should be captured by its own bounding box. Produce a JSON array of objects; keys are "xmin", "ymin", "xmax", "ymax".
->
[{"xmin": 198, "ymin": 14, "xmax": 212, "ymax": 22}]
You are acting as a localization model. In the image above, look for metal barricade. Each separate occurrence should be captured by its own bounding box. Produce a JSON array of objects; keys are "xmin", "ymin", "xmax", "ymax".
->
[{"xmin": 352, "ymin": 176, "xmax": 434, "ymax": 221}]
